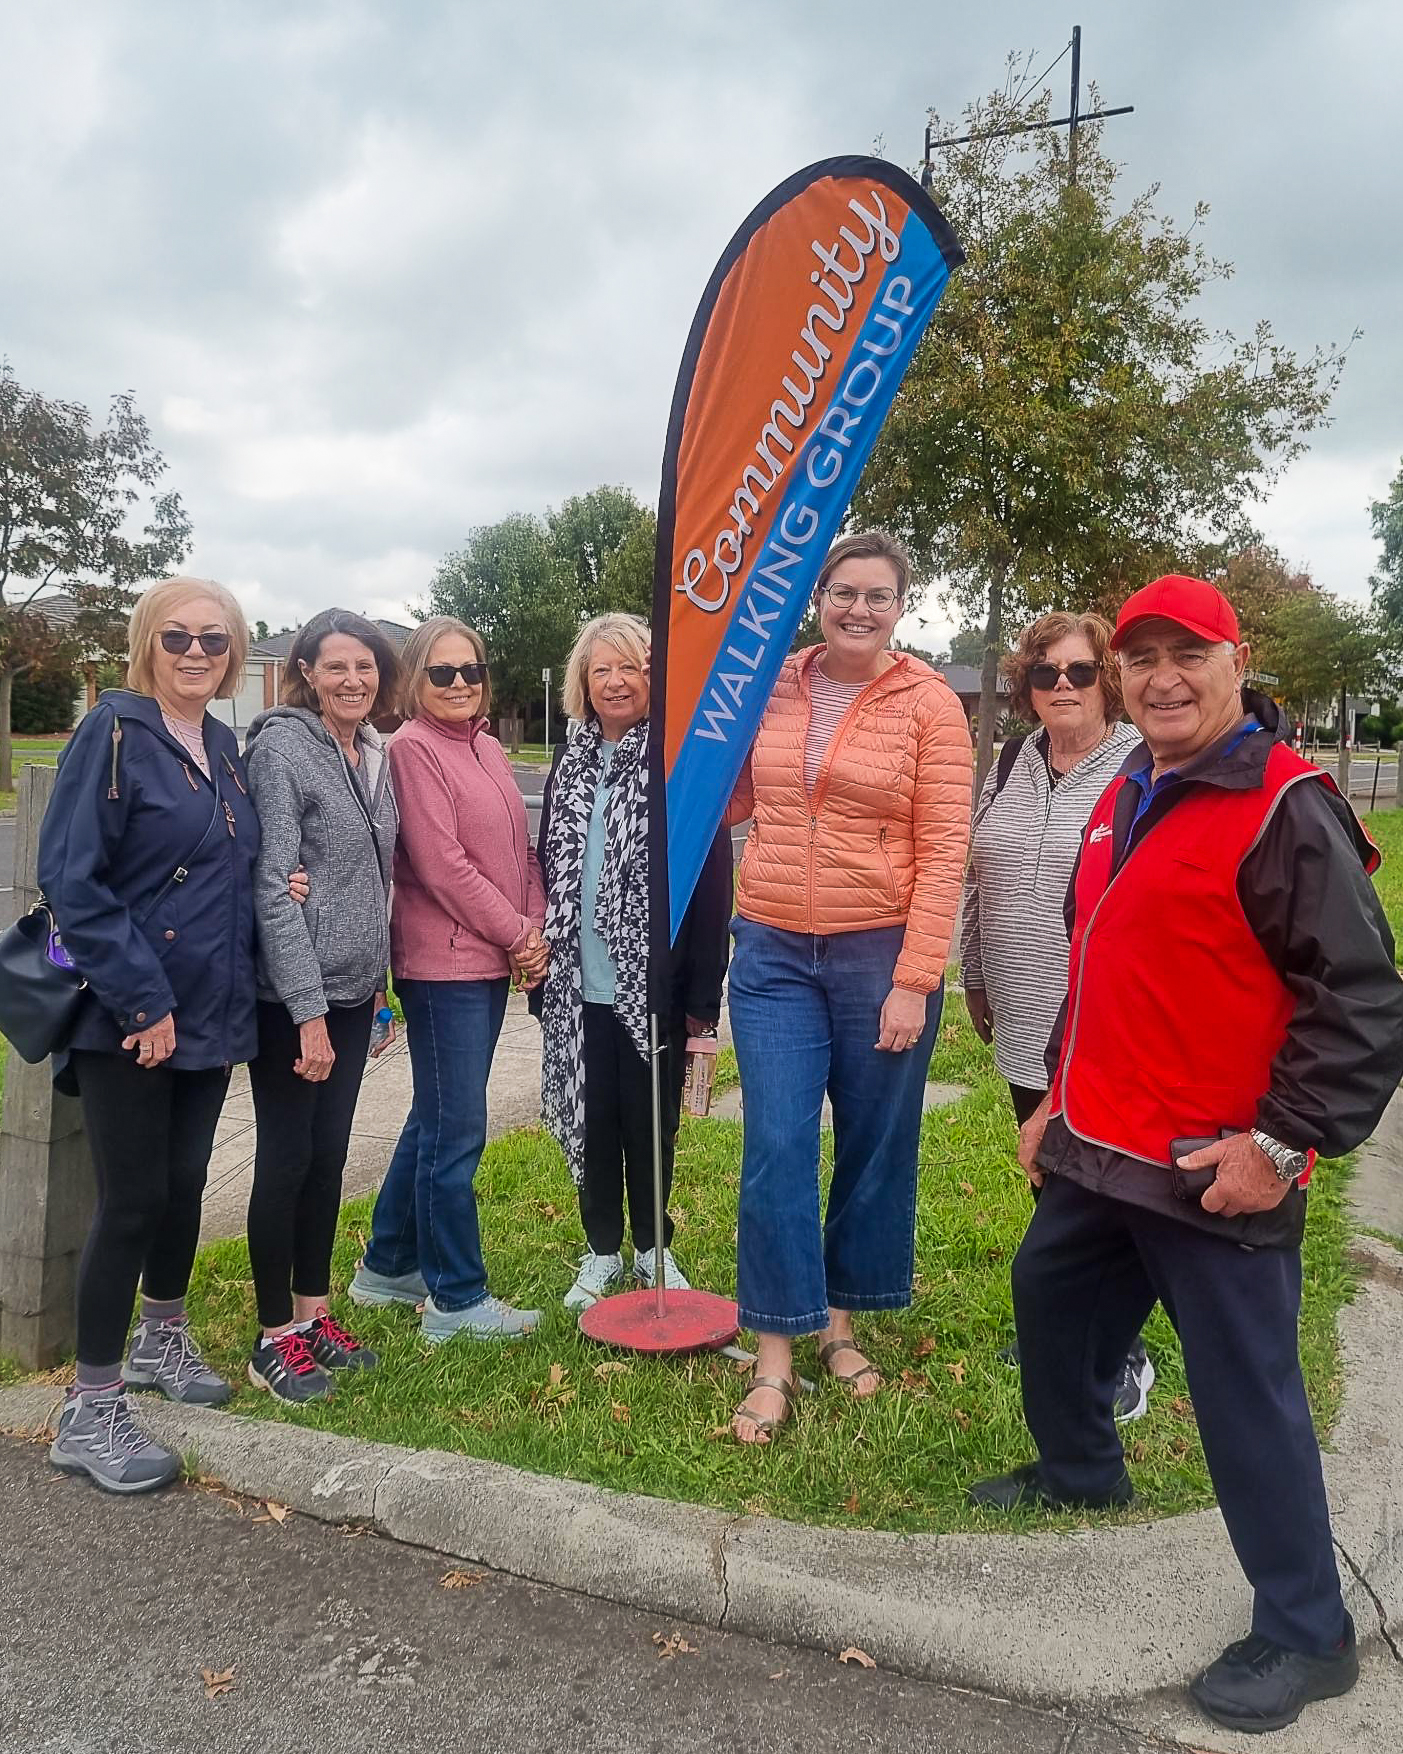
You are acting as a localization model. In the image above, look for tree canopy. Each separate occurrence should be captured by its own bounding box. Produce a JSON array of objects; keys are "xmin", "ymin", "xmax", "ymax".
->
[
  {"xmin": 1370, "ymin": 460, "xmax": 1403, "ymax": 638},
  {"xmin": 854, "ymin": 58, "xmax": 1350, "ymax": 783},
  {"xmin": 0, "ymin": 361, "xmax": 191, "ymax": 788}
]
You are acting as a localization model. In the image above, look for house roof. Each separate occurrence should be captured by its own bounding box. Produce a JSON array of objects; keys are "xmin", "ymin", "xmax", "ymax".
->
[
  {"xmin": 23, "ymin": 590, "xmax": 87, "ymax": 628},
  {"xmin": 938, "ymin": 663, "xmax": 1011, "ymax": 698},
  {"xmin": 249, "ymin": 618, "xmax": 416, "ymax": 660}
]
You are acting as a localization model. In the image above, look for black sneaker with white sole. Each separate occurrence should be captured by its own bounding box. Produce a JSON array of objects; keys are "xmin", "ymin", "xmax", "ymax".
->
[
  {"xmin": 248, "ymin": 1331, "xmax": 332, "ymax": 1403},
  {"xmin": 307, "ymin": 1309, "xmax": 377, "ymax": 1371},
  {"xmin": 1113, "ymin": 1352, "xmax": 1155, "ymax": 1422}
]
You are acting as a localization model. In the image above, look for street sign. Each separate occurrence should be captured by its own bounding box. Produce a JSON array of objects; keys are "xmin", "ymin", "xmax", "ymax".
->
[
  {"xmin": 542, "ymin": 667, "xmax": 552, "ymax": 683},
  {"xmin": 1244, "ymin": 669, "xmax": 1279, "ymax": 686}
]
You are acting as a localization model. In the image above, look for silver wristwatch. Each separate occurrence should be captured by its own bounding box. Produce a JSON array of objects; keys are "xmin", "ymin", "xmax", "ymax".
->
[{"xmin": 1250, "ymin": 1129, "xmax": 1309, "ymax": 1184}]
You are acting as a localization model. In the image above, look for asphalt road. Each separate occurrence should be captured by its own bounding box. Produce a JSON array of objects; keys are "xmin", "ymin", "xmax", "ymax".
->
[{"xmin": 0, "ymin": 1436, "xmax": 1157, "ymax": 1754}]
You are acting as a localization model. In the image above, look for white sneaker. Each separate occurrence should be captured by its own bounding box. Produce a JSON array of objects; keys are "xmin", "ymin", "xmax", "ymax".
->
[
  {"xmin": 564, "ymin": 1251, "xmax": 624, "ymax": 1312},
  {"xmin": 633, "ymin": 1247, "xmax": 691, "ymax": 1292}
]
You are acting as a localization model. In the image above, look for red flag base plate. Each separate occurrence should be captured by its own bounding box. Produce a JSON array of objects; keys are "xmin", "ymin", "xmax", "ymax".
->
[{"xmin": 577, "ymin": 1288, "xmax": 740, "ymax": 1354}]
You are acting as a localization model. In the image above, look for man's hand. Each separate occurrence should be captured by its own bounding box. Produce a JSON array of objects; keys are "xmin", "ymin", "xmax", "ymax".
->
[
  {"xmin": 122, "ymin": 1012, "xmax": 176, "ymax": 1068},
  {"xmin": 964, "ymin": 985, "xmax": 994, "ymax": 1044},
  {"xmin": 1018, "ymin": 1095, "xmax": 1053, "ymax": 1188},
  {"xmin": 1189, "ymin": 1132, "xmax": 1292, "ymax": 1218},
  {"xmin": 876, "ymin": 985, "xmax": 928, "ymax": 1052},
  {"xmin": 295, "ymin": 1015, "xmax": 336, "ymax": 1082}
]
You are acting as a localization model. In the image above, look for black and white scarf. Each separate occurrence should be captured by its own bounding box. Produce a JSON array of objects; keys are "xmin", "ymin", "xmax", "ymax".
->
[{"xmin": 540, "ymin": 718, "xmax": 650, "ymax": 1183}]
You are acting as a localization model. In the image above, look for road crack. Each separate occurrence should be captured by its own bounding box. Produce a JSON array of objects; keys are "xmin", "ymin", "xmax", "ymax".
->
[{"xmin": 1335, "ymin": 1537, "xmax": 1402, "ymax": 1663}]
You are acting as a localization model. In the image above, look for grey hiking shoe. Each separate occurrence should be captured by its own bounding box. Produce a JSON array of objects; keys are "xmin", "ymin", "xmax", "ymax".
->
[
  {"xmin": 421, "ymin": 1293, "xmax": 540, "ymax": 1344},
  {"xmin": 348, "ymin": 1262, "xmax": 429, "ymax": 1308},
  {"xmin": 49, "ymin": 1388, "xmax": 181, "ymax": 1495},
  {"xmin": 124, "ymin": 1318, "xmax": 232, "ymax": 1406},
  {"xmin": 633, "ymin": 1247, "xmax": 691, "ymax": 1293},
  {"xmin": 563, "ymin": 1251, "xmax": 624, "ymax": 1312}
]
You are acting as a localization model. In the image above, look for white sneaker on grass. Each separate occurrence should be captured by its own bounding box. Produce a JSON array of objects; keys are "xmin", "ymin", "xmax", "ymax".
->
[
  {"xmin": 563, "ymin": 1251, "xmax": 624, "ymax": 1312},
  {"xmin": 632, "ymin": 1247, "xmax": 690, "ymax": 1292}
]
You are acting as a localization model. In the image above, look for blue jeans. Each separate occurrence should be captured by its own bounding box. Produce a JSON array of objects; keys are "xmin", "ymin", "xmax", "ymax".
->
[
  {"xmin": 730, "ymin": 919, "xmax": 942, "ymax": 1334},
  {"xmin": 363, "ymin": 977, "xmax": 508, "ymax": 1311}
]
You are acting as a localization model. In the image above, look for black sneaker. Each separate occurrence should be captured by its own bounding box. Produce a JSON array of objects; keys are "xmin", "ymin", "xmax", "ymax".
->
[
  {"xmin": 1113, "ymin": 1352, "xmax": 1155, "ymax": 1422},
  {"xmin": 307, "ymin": 1309, "xmax": 378, "ymax": 1372},
  {"xmin": 1189, "ymin": 1615, "xmax": 1358, "ymax": 1733},
  {"xmin": 968, "ymin": 1461, "xmax": 1135, "ymax": 1512},
  {"xmin": 997, "ymin": 1340, "xmax": 1021, "ymax": 1368},
  {"xmin": 248, "ymin": 1331, "xmax": 332, "ymax": 1403}
]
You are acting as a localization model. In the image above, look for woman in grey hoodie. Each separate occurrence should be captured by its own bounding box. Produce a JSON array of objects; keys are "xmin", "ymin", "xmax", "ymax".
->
[{"xmin": 243, "ymin": 610, "xmax": 401, "ymax": 1404}]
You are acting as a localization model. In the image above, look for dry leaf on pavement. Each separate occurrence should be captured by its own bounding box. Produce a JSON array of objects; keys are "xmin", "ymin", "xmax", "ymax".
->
[
  {"xmin": 653, "ymin": 1631, "xmax": 698, "ymax": 1659},
  {"xmin": 201, "ymin": 1666, "xmax": 236, "ymax": 1699},
  {"xmin": 440, "ymin": 1569, "xmax": 485, "ymax": 1589},
  {"xmin": 252, "ymin": 1501, "xmax": 290, "ymax": 1526},
  {"xmin": 838, "ymin": 1646, "xmax": 876, "ymax": 1668},
  {"xmin": 768, "ymin": 1668, "xmax": 790, "ymax": 1681}
]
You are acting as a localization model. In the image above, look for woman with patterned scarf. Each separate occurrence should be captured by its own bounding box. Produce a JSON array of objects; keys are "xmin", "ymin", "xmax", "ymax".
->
[{"xmin": 533, "ymin": 613, "xmax": 731, "ymax": 1313}]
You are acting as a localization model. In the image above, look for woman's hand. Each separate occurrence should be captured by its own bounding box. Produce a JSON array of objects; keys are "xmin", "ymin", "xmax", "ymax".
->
[
  {"xmin": 122, "ymin": 1012, "xmax": 176, "ymax": 1068},
  {"xmin": 964, "ymin": 985, "xmax": 994, "ymax": 1044},
  {"xmin": 875, "ymin": 985, "xmax": 928, "ymax": 1053},
  {"xmin": 369, "ymin": 991, "xmax": 396, "ymax": 1057},
  {"xmin": 295, "ymin": 1015, "xmax": 336, "ymax": 1082},
  {"xmin": 288, "ymin": 865, "xmax": 309, "ymax": 904},
  {"xmin": 512, "ymin": 927, "xmax": 550, "ymax": 990},
  {"xmin": 1018, "ymin": 1096, "xmax": 1052, "ymax": 1188}
]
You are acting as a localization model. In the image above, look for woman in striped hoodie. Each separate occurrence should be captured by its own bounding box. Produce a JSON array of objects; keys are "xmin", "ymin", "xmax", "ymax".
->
[{"xmin": 960, "ymin": 610, "xmax": 1151, "ymax": 1419}]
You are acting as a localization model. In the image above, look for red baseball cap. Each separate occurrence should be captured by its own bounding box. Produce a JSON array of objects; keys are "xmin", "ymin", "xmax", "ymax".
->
[{"xmin": 1109, "ymin": 575, "xmax": 1241, "ymax": 650}]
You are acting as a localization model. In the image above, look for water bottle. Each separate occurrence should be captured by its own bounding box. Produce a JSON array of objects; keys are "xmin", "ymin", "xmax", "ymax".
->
[{"xmin": 368, "ymin": 1005, "xmax": 395, "ymax": 1056}]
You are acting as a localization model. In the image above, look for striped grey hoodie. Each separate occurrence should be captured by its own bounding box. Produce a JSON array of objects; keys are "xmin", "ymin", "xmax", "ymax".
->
[
  {"xmin": 245, "ymin": 706, "xmax": 397, "ymax": 1025},
  {"xmin": 960, "ymin": 722, "xmax": 1141, "ymax": 1089}
]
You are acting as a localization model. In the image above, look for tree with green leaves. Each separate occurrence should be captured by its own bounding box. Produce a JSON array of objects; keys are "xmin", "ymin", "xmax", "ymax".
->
[
  {"xmin": 0, "ymin": 361, "xmax": 191, "ymax": 790},
  {"xmin": 546, "ymin": 485, "xmax": 655, "ymax": 620},
  {"xmin": 1370, "ymin": 460, "xmax": 1403, "ymax": 637},
  {"xmin": 1269, "ymin": 590, "xmax": 1386, "ymax": 786},
  {"xmin": 855, "ymin": 58, "xmax": 1349, "ymax": 784}
]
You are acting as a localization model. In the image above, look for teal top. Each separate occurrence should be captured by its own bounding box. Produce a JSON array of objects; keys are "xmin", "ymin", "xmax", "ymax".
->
[{"xmin": 580, "ymin": 741, "xmax": 617, "ymax": 1005}]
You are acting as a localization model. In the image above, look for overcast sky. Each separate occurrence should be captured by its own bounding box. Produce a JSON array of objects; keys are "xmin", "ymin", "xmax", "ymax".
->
[{"xmin": 3, "ymin": 0, "xmax": 1398, "ymax": 651}]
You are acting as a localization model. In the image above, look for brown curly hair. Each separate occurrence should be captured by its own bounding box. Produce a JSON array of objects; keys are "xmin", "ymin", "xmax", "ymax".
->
[{"xmin": 1004, "ymin": 611, "xmax": 1123, "ymax": 724}]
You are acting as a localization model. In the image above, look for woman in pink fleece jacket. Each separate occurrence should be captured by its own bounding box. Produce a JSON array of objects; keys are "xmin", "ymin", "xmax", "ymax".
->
[{"xmin": 349, "ymin": 616, "xmax": 547, "ymax": 1344}]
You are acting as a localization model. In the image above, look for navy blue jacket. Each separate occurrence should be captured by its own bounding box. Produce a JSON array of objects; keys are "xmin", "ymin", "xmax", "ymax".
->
[{"xmin": 38, "ymin": 690, "xmax": 260, "ymax": 1071}]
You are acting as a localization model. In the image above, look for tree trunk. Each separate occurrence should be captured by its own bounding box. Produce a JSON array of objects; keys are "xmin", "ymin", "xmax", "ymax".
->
[
  {"xmin": 1337, "ymin": 681, "xmax": 1350, "ymax": 791},
  {"xmin": 974, "ymin": 559, "xmax": 1007, "ymax": 792},
  {"xmin": 0, "ymin": 662, "xmax": 14, "ymax": 795}
]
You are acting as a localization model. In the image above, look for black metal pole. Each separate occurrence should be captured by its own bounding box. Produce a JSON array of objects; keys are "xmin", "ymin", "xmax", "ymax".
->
[
  {"xmin": 926, "ymin": 105, "xmax": 1132, "ymax": 152},
  {"xmin": 1068, "ymin": 24, "xmax": 1082, "ymax": 186}
]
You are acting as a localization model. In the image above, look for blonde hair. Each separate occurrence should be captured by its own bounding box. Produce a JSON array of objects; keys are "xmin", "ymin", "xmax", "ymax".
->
[
  {"xmin": 398, "ymin": 615, "xmax": 491, "ymax": 719},
  {"xmin": 126, "ymin": 576, "xmax": 249, "ymax": 700},
  {"xmin": 562, "ymin": 613, "xmax": 651, "ymax": 723}
]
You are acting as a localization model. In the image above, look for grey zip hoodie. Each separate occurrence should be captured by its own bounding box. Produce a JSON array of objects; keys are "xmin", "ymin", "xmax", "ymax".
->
[{"xmin": 244, "ymin": 706, "xmax": 397, "ymax": 1024}]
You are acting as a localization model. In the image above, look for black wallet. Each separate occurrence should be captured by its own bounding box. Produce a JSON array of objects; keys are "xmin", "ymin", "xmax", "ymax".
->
[{"xmin": 1169, "ymin": 1131, "xmax": 1234, "ymax": 1202}]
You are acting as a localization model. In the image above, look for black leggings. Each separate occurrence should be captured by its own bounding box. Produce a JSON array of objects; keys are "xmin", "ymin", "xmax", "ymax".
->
[
  {"xmin": 71, "ymin": 1050, "xmax": 231, "ymax": 1369},
  {"xmin": 579, "ymin": 1005, "xmax": 686, "ymax": 1256},
  {"xmin": 247, "ymin": 1000, "xmax": 373, "ymax": 1327}
]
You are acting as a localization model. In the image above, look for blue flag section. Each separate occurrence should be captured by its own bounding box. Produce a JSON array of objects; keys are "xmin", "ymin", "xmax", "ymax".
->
[{"xmin": 648, "ymin": 157, "xmax": 963, "ymax": 971}]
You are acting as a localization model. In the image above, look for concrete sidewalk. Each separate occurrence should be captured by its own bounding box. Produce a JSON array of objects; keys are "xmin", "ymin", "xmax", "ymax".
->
[{"xmin": 199, "ymin": 990, "xmax": 546, "ymax": 1242}]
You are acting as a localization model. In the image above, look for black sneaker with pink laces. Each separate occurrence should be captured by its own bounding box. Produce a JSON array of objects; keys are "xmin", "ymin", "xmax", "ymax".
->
[
  {"xmin": 307, "ymin": 1309, "xmax": 378, "ymax": 1372},
  {"xmin": 248, "ymin": 1330, "xmax": 332, "ymax": 1403}
]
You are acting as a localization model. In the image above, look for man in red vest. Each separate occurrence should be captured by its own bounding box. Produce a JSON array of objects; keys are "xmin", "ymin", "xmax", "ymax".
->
[{"xmin": 970, "ymin": 576, "xmax": 1403, "ymax": 1735}]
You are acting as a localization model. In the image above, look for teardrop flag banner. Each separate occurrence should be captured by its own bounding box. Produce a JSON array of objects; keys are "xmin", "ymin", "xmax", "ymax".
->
[{"xmin": 648, "ymin": 155, "xmax": 964, "ymax": 962}]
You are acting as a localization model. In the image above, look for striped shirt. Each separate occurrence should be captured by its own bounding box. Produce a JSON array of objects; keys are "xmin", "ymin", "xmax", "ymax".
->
[
  {"xmin": 805, "ymin": 664, "xmax": 869, "ymax": 791},
  {"xmin": 959, "ymin": 722, "xmax": 1142, "ymax": 1088}
]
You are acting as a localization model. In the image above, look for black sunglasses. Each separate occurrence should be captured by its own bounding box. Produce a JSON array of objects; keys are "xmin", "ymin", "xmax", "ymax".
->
[
  {"xmin": 425, "ymin": 662, "xmax": 488, "ymax": 688},
  {"xmin": 1029, "ymin": 660, "xmax": 1099, "ymax": 690},
  {"xmin": 160, "ymin": 629, "xmax": 230, "ymax": 657}
]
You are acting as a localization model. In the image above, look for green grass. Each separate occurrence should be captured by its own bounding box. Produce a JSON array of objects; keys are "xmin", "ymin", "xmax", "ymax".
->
[
  {"xmin": 1, "ymin": 737, "xmax": 64, "ymax": 812},
  {"xmin": 171, "ymin": 1008, "xmax": 1357, "ymax": 1536},
  {"xmin": 506, "ymin": 744, "xmax": 552, "ymax": 766},
  {"xmin": 1365, "ymin": 810, "xmax": 1403, "ymax": 963}
]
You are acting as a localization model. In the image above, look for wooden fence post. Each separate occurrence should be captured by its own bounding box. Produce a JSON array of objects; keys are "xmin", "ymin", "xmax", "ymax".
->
[{"xmin": 0, "ymin": 765, "xmax": 94, "ymax": 1368}]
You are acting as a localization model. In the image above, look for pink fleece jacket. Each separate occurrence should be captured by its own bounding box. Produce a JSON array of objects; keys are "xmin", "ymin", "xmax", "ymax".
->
[{"xmin": 388, "ymin": 714, "xmax": 546, "ymax": 983}]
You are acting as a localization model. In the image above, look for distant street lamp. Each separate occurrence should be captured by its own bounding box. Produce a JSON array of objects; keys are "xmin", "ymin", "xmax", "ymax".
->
[{"xmin": 543, "ymin": 666, "xmax": 552, "ymax": 754}]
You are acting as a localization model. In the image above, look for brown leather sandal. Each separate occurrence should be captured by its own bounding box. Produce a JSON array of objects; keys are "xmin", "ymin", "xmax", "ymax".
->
[
  {"xmin": 731, "ymin": 1374, "xmax": 796, "ymax": 1441},
  {"xmin": 818, "ymin": 1338, "xmax": 882, "ymax": 1395}
]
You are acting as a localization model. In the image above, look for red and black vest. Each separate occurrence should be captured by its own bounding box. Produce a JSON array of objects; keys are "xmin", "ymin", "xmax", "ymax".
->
[{"xmin": 1049, "ymin": 742, "xmax": 1370, "ymax": 1174}]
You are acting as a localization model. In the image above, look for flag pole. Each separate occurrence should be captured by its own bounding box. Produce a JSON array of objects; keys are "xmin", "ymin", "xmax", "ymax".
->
[{"xmin": 650, "ymin": 1012, "xmax": 667, "ymax": 1318}]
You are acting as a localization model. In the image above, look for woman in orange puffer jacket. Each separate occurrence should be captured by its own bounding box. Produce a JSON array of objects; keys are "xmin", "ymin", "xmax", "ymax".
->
[{"xmin": 726, "ymin": 531, "xmax": 972, "ymax": 1443}]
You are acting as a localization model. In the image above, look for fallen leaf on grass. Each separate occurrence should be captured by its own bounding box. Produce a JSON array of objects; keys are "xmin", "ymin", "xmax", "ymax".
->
[
  {"xmin": 945, "ymin": 1359, "xmax": 966, "ymax": 1385},
  {"xmin": 898, "ymin": 1369, "xmax": 929, "ymax": 1396},
  {"xmin": 201, "ymin": 1666, "xmax": 236, "ymax": 1699},
  {"xmin": 704, "ymin": 1424, "xmax": 732, "ymax": 1441},
  {"xmin": 842, "ymin": 1490, "xmax": 860, "ymax": 1516},
  {"xmin": 548, "ymin": 1363, "xmax": 567, "ymax": 1388},
  {"xmin": 440, "ymin": 1569, "xmax": 485, "ymax": 1589},
  {"xmin": 958, "ymin": 1180, "xmax": 975, "ymax": 1197},
  {"xmin": 611, "ymin": 1402, "xmax": 631, "ymax": 1424},
  {"xmin": 593, "ymin": 1360, "xmax": 630, "ymax": 1380},
  {"xmin": 951, "ymin": 1408, "xmax": 971, "ymax": 1431},
  {"xmin": 534, "ymin": 1200, "xmax": 560, "ymax": 1219},
  {"xmin": 653, "ymin": 1631, "xmax": 698, "ymax": 1659},
  {"xmin": 911, "ymin": 1336, "xmax": 937, "ymax": 1360},
  {"xmin": 838, "ymin": 1646, "xmax": 876, "ymax": 1669},
  {"xmin": 1170, "ymin": 1396, "xmax": 1196, "ymax": 1420}
]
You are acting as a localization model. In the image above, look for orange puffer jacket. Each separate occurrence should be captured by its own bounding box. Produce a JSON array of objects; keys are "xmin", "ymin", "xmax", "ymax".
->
[{"xmin": 727, "ymin": 646, "xmax": 973, "ymax": 993}]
